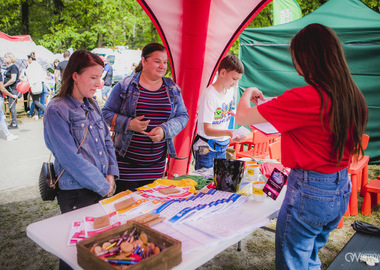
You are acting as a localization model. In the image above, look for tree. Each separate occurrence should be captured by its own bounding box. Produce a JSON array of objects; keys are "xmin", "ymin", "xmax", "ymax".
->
[{"xmin": 0, "ymin": 0, "xmax": 378, "ymax": 54}]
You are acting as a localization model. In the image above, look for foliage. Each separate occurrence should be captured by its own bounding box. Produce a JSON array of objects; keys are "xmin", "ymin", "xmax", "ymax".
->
[
  {"xmin": 230, "ymin": 0, "xmax": 378, "ymax": 55},
  {"xmin": 0, "ymin": 0, "xmax": 378, "ymax": 54}
]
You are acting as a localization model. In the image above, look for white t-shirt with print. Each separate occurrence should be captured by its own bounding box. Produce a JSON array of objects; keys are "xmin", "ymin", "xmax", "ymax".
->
[{"xmin": 197, "ymin": 85, "xmax": 233, "ymax": 142}]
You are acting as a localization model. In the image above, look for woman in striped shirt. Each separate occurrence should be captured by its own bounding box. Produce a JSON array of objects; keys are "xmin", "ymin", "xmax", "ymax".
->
[{"xmin": 102, "ymin": 43, "xmax": 188, "ymax": 193}]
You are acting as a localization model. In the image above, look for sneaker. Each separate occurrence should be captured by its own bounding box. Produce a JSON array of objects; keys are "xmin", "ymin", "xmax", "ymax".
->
[
  {"xmin": 6, "ymin": 133, "xmax": 18, "ymax": 141},
  {"xmin": 33, "ymin": 115, "xmax": 39, "ymax": 120},
  {"xmin": 7, "ymin": 123, "xmax": 18, "ymax": 129}
]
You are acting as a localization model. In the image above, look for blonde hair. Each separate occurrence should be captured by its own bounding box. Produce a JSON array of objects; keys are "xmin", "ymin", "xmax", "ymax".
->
[{"xmin": 4, "ymin": 52, "xmax": 16, "ymax": 64}]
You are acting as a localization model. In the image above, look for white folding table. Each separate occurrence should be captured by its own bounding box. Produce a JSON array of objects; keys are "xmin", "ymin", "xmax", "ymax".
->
[{"xmin": 27, "ymin": 189, "xmax": 285, "ymax": 269}]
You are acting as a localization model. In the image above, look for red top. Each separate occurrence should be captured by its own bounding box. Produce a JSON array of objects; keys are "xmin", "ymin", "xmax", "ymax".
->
[{"xmin": 258, "ymin": 85, "xmax": 350, "ymax": 173}]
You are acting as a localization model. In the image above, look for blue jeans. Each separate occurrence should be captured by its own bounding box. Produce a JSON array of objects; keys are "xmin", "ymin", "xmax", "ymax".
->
[
  {"xmin": 194, "ymin": 147, "xmax": 227, "ymax": 170},
  {"xmin": 29, "ymin": 88, "xmax": 47, "ymax": 116},
  {"xmin": 275, "ymin": 168, "xmax": 351, "ymax": 269},
  {"xmin": 101, "ymin": 85, "xmax": 112, "ymax": 98},
  {"xmin": 8, "ymin": 88, "xmax": 18, "ymax": 125}
]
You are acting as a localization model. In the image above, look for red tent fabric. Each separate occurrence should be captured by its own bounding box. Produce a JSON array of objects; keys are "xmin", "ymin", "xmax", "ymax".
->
[
  {"xmin": 0, "ymin": 31, "xmax": 36, "ymax": 60},
  {"xmin": 137, "ymin": 0, "xmax": 272, "ymax": 177}
]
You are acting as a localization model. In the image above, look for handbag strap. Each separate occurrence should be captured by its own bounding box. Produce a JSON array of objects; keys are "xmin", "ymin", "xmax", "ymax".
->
[
  {"xmin": 110, "ymin": 113, "xmax": 118, "ymax": 139},
  {"xmin": 50, "ymin": 112, "xmax": 89, "ymax": 188}
]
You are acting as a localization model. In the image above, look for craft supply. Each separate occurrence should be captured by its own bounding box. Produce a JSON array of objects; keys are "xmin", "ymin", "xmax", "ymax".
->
[
  {"xmin": 86, "ymin": 225, "xmax": 167, "ymax": 268},
  {"xmin": 158, "ymin": 187, "xmax": 180, "ymax": 195},
  {"xmin": 144, "ymin": 217, "xmax": 166, "ymax": 227},
  {"xmin": 93, "ymin": 215, "xmax": 110, "ymax": 229},
  {"xmin": 105, "ymin": 242, "xmax": 116, "ymax": 250},
  {"xmin": 106, "ymin": 259, "xmax": 138, "ymax": 265},
  {"xmin": 114, "ymin": 197, "xmax": 136, "ymax": 211}
]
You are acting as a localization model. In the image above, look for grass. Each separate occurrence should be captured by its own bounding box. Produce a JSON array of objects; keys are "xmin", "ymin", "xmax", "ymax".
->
[{"xmin": 0, "ymin": 166, "xmax": 379, "ymax": 270}]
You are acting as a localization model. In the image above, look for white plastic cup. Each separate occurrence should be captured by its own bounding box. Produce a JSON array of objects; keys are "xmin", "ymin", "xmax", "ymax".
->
[
  {"xmin": 252, "ymin": 181, "xmax": 266, "ymax": 202},
  {"xmin": 246, "ymin": 163, "xmax": 260, "ymax": 182}
]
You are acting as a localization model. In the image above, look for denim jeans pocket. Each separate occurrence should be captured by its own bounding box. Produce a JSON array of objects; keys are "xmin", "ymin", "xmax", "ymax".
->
[{"xmin": 299, "ymin": 192, "xmax": 335, "ymax": 226}]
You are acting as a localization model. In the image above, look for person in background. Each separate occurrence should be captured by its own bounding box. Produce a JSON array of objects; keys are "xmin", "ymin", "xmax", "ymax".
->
[
  {"xmin": 236, "ymin": 23, "xmax": 368, "ymax": 269},
  {"xmin": 24, "ymin": 52, "xmax": 46, "ymax": 119},
  {"xmin": 101, "ymin": 57, "xmax": 113, "ymax": 101},
  {"xmin": 53, "ymin": 59, "xmax": 60, "ymax": 93},
  {"xmin": 102, "ymin": 43, "xmax": 189, "ymax": 193},
  {"xmin": 3, "ymin": 52, "xmax": 20, "ymax": 129},
  {"xmin": 27, "ymin": 85, "xmax": 48, "ymax": 119},
  {"xmin": 193, "ymin": 54, "xmax": 246, "ymax": 170},
  {"xmin": 44, "ymin": 50, "xmax": 118, "ymax": 250},
  {"xmin": 129, "ymin": 62, "xmax": 138, "ymax": 76},
  {"xmin": 54, "ymin": 50, "xmax": 70, "ymax": 86},
  {"xmin": 0, "ymin": 67, "xmax": 18, "ymax": 141}
]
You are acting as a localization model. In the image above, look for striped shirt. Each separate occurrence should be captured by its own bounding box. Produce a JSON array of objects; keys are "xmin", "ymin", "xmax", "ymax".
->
[{"xmin": 117, "ymin": 84, "xmax": 171, "ymax": 182}]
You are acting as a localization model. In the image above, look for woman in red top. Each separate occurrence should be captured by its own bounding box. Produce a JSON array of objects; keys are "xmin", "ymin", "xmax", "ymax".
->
[{"xmin": 236, "ymin": 23, "xmax": 368, "ymax": 269}]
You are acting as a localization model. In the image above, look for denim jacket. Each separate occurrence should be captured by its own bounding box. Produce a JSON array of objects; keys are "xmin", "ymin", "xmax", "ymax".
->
[
  {"xmin": 102, "ymin": 72, "xmax": 189, "ymax": 158},
  {"xmin": 44, "ymin": 95, "xmax": 119, "ymax": 196}
]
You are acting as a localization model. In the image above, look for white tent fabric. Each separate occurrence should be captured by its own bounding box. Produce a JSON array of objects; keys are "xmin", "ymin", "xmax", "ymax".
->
[{"xmin": 0, "ymin": 32, "xmax": 56, "ymax": 71}]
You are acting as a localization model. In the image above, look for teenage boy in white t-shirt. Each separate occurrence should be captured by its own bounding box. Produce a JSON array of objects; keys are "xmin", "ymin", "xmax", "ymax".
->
[{"xmin": 193, "ymin": 54, "xmax": 246, "ymax": 170}]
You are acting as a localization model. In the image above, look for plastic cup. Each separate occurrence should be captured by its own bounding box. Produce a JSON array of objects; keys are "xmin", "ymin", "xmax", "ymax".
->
[
  {"xmin": 246, "ymin": 164, "xmax": 260, "ymax": 181},
  {"xmin": 252, "ymin": 181, "xmax": 266, "ymax": 202}
]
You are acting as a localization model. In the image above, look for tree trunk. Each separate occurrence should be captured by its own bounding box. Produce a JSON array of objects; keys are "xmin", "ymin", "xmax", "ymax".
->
[
  {"xmin": 21, "ymin": 1, "xmax": 29, "ymax": 34},
  {"xmin": 97, "ymin": 33, "xmax": 103, "ymax": 48},
  {"xmin": 53, "ymin": 0, "xmax": 64, "ymax": 15},
  {"xmin": 151, "ymin": 23, "xmax": 156, "ymax": 43}
]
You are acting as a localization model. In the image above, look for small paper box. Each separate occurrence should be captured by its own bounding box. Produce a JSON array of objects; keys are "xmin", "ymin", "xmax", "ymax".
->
[{"xmin": 77, "ymin": 222, "xmax": 182, "ymax": 270}]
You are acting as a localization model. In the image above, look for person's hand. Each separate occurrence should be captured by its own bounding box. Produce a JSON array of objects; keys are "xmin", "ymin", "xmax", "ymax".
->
[
  {"xmin": 12, "ymin": 94, "xmax": 18, "ymax": 99},
  {"xmin": 146, "ymin": 126, "xmax": 165, "ymax": 142},
  {"xmin": 243, "ymin": 87, "xmax": 265, "ymax": 105},
  {"xmin": 105, "ymin": 175, "xmax": 116, "ymax": 197},
  {"xmin": 128, "ymin": 115, "xmax": 150, "ymax": 133},
  {"xmin": 232, "ymin": 134, "xmax": 246, "ymax": 143}
]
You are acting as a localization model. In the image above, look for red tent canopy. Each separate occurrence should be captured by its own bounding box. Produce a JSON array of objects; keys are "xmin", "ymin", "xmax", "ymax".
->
[{"xmin": 137, "ymin": 0, "xmax": 272, "ymax": 177}]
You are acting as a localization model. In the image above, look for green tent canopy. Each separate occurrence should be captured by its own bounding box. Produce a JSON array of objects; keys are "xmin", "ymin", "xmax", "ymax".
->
[{"xmin": 239, "ymin": 0, "xmax": 380, "ymax": 163}]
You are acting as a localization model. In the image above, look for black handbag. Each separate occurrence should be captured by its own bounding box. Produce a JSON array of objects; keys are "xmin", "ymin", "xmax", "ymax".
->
[
  {"xmin": 39, "ymin": 121, "xmax": 88, "ymax": 201},
  {"xmin": 39, "ymin": 158, "xmax": 60, "ymax": 201}
]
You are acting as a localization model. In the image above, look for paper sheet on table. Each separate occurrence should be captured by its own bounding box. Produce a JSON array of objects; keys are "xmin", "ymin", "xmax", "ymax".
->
[
  {"xmin": 152, "ymin": 200, "xmax": 270, "ymax": 255},
  {"xmin": 187, "ymin": 207, "xmax": 269, "ymax": 239},
  {"xmin": 152, "ymin": 222, "xmax": 213, "ymax": 254}
]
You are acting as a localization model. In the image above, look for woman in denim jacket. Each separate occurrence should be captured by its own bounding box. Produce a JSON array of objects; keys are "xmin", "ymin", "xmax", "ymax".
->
[
  {"xmin": 102, "ymin": 43, "xmax": 188, "ymax": 193},
  {"xmin": 44, "ymin": 50, "xmax": 118, "ymax": 216}
]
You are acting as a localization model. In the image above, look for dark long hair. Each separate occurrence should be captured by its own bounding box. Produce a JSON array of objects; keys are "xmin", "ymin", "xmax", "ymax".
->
[
  {"xmin": 135, "ymin": 43, "xmax": 166, "ymax": 73},
  {"xmin": 290, "ymin": 23, "xmax": 368, "ymax": 164},
  {"xmin": 56, "ymin": 50, "xmax": 104, "ymax": 102}
]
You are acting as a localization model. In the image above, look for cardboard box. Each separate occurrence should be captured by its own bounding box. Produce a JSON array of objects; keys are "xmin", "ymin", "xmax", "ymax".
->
[{"xmin": 77, "ymin": 222, "xmax": 182, "ymax": 270}]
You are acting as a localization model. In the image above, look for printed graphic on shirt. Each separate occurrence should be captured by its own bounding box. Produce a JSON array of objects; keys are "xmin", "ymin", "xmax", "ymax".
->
[{"xmin": 213, "ymin": 101, "xmax": 232, "ymax": 125}]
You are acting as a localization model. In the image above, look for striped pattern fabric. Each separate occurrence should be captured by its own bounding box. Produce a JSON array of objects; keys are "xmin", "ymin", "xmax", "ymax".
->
[{"xmin": 117, "ymin": 84, "xmax": 171, "ymax": 182}]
